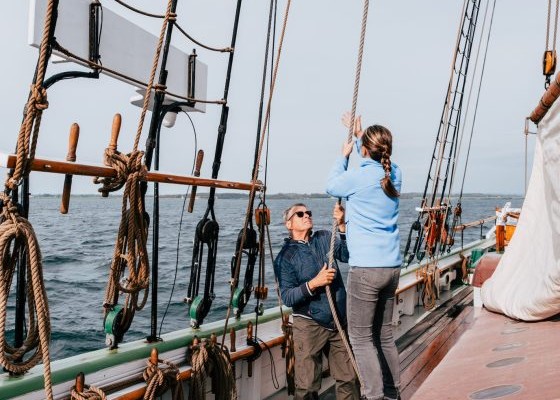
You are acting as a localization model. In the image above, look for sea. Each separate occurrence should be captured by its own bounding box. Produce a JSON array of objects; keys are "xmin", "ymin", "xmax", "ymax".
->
[{"xmin": 9, "ymin": 194, "xmax": 523, "ymax": 360}]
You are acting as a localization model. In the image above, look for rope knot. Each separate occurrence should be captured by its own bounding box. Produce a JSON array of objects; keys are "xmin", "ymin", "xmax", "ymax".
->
[
  {"xmin": 166, "ymin": 12, "xmax": 177, "ymax": 21},
  {"xmin": 143, "ymin": 357, "xmax": 179, "ymax": 399},
  {"xmin": 70, "ymin": 384, "xmax": 106, "ymax": 400},
  {"xmin": 30, "ymin": 85, "xmax": 49, "ymax": 111}
]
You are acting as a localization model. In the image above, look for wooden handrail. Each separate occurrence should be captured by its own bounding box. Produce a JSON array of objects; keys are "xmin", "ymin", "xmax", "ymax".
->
[
  {"xmin": 112, "ymin": 336, "xmax": 285, "ymax": 400},
  {"xmin": 0, "ymin": 152, "xmax": 262, "ymax": 192}
]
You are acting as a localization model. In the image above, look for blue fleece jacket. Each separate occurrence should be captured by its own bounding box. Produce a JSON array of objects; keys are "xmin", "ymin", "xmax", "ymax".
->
[
  {"xmin": 273, "ymin": 230, "xmax": 348, "ymax": 329},
  {"xmin": 326, "ymin": 155, "xmax": 402, "ymax": 267}
]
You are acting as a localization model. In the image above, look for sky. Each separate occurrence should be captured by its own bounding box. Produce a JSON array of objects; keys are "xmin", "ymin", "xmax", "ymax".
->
[{"xmin": 0, "ymin": 1, "xmax": 546, "ymax": 195}]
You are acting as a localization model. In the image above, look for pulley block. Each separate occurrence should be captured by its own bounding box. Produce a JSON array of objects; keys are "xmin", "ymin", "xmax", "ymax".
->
[
  {"xmin": 189, "ymin": 295, "xmax": 213, "ymax": 329},
  {"xmin": 104, "ymin": 305, "xmax": 124, "ymax": 349}
]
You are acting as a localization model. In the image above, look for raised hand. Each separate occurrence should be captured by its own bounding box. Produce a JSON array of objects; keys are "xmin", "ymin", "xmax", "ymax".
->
[{"xmin": 341, "ymin": 111, "xmax": 363, "ymax": 138}]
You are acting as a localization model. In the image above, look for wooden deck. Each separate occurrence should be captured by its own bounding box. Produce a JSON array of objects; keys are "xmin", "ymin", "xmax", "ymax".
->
[{"xmin": 412, "ymin": 308, "xmax": 560, "ymax": 399}]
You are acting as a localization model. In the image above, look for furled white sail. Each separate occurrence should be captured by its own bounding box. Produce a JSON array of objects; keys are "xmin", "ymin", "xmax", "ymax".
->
[{"xmin": 481, "ymin": 98, "xmax": 560, "ymax": 321}]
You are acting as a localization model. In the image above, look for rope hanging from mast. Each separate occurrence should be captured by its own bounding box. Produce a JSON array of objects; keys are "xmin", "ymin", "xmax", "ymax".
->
[
  {"xmin": 99, "ymin": 0, "xmax": 176, "ymax": 347},
  {"xmin": 0, "ymin": 1, "xmax": 59, "ymax": 399},
  {"xmin": 324, "ymin": 0, "xmax": 373, "ymax": 390}
]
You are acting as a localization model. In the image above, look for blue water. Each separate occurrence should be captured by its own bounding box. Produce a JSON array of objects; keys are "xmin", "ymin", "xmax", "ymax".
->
[{"xmin": 8, "ymin": 194, "xmax": 522, "ymax": 360}]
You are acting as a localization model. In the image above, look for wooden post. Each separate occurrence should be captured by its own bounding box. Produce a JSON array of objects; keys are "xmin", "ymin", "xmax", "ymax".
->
[
  {"xmin": 247, "ymin": 321, "xmax": 254, "ymax": 377},
  {"xmin": 150, "ymin": 348, "xmax": 159, "ymax": 365},
  {"xmin": 496, "ymin": 225, "xmax": 505, "ymax": 253},
  {"xmin": 75, "ymin": 372, "xmax": 84, "ymax": 393},
  {"xmin": 230, "ymin": 328, "xmax": 236, "ymax": 353}
]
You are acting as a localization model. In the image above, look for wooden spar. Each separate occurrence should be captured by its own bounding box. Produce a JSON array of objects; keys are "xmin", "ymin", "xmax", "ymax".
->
[
  {"xmin": 530, "ymin": 70, "xmax": 560, "ymax": 123},
  {"xmin": 0, "ymin": 152, "xmax": 262, "ymax": 192},
  {"xmin": 453, "ymin": 216, "xmax": 496, "ymax": 232}
]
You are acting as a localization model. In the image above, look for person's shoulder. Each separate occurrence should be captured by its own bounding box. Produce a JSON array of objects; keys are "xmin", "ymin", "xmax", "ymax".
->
[{"xmin": 275, "ymin": 240, "xmax": 298, "ymax": 262}]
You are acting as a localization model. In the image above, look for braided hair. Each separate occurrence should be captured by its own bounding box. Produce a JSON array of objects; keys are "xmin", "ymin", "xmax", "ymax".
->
[{"xmin": 361, "ymin": 124, "xmax": 399, "ymax": 198}]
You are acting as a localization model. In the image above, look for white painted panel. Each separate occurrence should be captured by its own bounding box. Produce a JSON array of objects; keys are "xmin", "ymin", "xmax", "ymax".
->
[{"xmin": 28, "ymin": 0, "xmax": 207, "ymax": 112}]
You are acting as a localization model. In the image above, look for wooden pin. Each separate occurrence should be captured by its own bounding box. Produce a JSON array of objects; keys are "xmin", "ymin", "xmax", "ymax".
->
[
  {"xmin": 75, "ymin": 372, "xmax": 85, "ymax": 393},
  {"xmin": 60, "ymin": 123, "xmax": 80, "ymax": 214},
  {"xmin": 210, "ymin": 333, "xmax": 217, "ymax": 345},
  {"xmin": 150, "ymin": 348, "xmax": 159, "ymax": 365},
  {"xmin": 230, "ymin": 328, "xmax": 236, "ymax": 353},
  {"xmin": 102, "ymin": 113, "xmax": 122, "ymax": 197},
  {"xmin": 187, "ymin": 150, "xmax": 204, "ymax": 213}
]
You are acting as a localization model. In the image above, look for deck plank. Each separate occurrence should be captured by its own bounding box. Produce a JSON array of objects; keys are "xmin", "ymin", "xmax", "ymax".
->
[{"xmin": 412, "ymin": 308, "xmax": 560, "ymax": 400}]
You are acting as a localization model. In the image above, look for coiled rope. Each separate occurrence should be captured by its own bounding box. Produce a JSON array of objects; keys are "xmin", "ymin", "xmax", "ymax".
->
[
  {"xmin": 99, "ymin": 0, "xmax": 175, "ymax": 335},
  {"xmin": 70, "ymin": 384, "xmax": 107, "ymax": 400},
  {"xmin": 325, "ymin": 0, "xmax": 371, "ymax": 390},
  {"xmin": 143, "ymin": 356, "xmax": 183, "ymax": 400},
  {"xmin": 0, "ymin": 0, "xmax": 58, "ymax": 399},
  {"xmin": 189, "ymin": 337, "xmax": 236, "ymax": 400}
]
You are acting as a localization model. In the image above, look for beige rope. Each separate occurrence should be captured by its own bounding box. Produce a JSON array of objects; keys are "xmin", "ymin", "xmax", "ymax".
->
[
  {"xmin": 325, "ymin": 0, "xmax": 372, "ymax": 389},
  {"xmin": 102, "ymin": 150, "xmax": 149, "ymax": 325},
  {"xmin": 0, "ymin": 195, "xmax": 53, "ymax": 399},
  {"xmin": 189, "ymin": 338, "xmax": 236, "ymax": 400},
  {"xmin": 70, "ymin": 384, "xmax": 107, "ymax": 400},
  {"xmin": 143, "ymin": 357, "xmax": 180, "ymax": 400},
  {"xmin": 0, "ymin": 1, "xmax": 58, "ymax": 399},
  {"xmin": 100, "ymin": 0, "xmax": 175, "ymax": 333}
]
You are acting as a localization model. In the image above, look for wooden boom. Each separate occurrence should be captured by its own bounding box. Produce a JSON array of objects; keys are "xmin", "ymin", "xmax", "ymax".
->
[{"xmin": 0, "ymin": 152, "xmax": 261, "ymax": 192}]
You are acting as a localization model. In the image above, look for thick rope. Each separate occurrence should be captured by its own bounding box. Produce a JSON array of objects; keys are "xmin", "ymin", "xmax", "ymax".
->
[
  {"xmin": 220, "ymin": 0, "xmax": 292, "ymax": 347},
  {"xmin": 0, "ymin": 195, "xmax": 52, "ymax": 398},
  {"xmin": 100, "ymin": 0, "xmax": 174, "ymax": 334},
  {"xmin": 325, "ymin": 0, "xmax": 371, "ymax": 389},
  {"xmin": 70, "ymin": 384, "xmax": 107, "ymax": 400},
  {"xmin": 143, "ymin": 357, "xmax": 181, "ymax": 400},
  {"xmin": 0, "ymin": 1, "xmax": 57, "ymax": 399},
  {"xmin": 102, "ymin": 151, "xmax": 149, "ymax": 322},
  {"xmin": 190, "ymin": 339, "xmax": 236, "ymax": 400}
]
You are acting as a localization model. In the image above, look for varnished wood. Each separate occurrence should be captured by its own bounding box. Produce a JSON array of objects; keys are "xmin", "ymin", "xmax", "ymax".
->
[
  {"xmin": 187, "ymin": 149, "xmax": 204, "ymax": 213},
  {"xmin": 60, "ymin": 123, "xmax": 80, "ymax": 214},
  {"xmin": 75, "ymin": 372, "xmax": 84, "ymax": 393},
  {"xmin": 111, "ymin": 335, "xmax": 285, "ymax": 400},
  {"xmin": 454, "ymin": 215, "xmax": 496, "ymax": 231},
  {"xmin": 0, "ymin": 153, "xmax": 262, "ymax": 192},
  {"xmin": 530, "ymin": 70, "xmax": 560, "ymax": 123}
]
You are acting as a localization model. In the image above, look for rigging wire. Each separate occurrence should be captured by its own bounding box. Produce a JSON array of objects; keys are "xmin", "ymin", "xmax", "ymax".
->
[
  {"xmin": 158, "ymin": 111, "xmax": 198, "ymax": 337},
  {"xmin": 457, "ymin": 0, "xmax": 497, "ymax": 200}
]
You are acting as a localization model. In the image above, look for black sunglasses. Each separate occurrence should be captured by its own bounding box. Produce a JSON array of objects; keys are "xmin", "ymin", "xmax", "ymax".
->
[{"xmin": 290, "ymin": 210, "xmax": 312, "ymax": 219}]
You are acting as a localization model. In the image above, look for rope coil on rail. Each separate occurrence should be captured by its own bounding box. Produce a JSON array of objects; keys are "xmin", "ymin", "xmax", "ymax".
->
[
  {"xmin": 143, "ymin": 356, "xmax": 181, "ymax": 400},
  {"xmin": 189, "ymin": 337, "xmax": 236, "ymax": 400},
  {"xmin": 70, "ymin": 385, "xmax": 107, "ymax": 400}
]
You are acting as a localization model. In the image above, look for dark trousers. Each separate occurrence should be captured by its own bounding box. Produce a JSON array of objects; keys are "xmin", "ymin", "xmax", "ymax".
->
[{"xmin": 292, "ymin": 316, "xmax": 360, "ymax": 400}]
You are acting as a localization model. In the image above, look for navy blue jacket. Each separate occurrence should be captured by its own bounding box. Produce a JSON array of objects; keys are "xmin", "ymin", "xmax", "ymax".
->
[{"xmin": 273, "ymin": 230, "xmax": 349, "ymax": 329}]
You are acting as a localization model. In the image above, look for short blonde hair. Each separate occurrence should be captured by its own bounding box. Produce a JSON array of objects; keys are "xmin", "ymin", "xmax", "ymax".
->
[{"xmin": 282, "ymin": 203, "xmax": 307, "ymax": 223}]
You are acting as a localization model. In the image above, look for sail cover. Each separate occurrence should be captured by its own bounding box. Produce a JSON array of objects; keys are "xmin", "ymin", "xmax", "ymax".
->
[{"xmin": 481, "ymin": 98, "xmax": 560, "ymax": 321}]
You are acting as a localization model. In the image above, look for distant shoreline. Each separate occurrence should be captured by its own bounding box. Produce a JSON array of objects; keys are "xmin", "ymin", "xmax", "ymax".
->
[{"xmin": 31, "ymin": 192, "xmax": 524, "ymax": 200}]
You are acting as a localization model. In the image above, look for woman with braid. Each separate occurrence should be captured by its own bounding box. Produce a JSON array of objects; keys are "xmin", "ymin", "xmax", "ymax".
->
[{"xmin": 326, "ymin": 112, "xmax": 402, "ymax": 400}]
